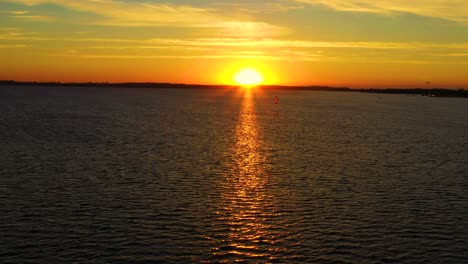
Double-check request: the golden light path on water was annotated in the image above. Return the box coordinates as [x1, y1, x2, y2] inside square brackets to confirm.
[211, 89, 291, 262]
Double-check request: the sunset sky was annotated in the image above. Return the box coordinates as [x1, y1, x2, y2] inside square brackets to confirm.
[1, 0, 468, 88]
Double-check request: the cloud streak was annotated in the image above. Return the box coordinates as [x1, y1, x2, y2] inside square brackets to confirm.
[297, 0, 468, 23]
[4, 0, 287, 37]
[2, 29, 468, 51]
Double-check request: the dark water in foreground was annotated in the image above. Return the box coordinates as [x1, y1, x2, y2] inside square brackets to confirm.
[1, 86, 467, 263]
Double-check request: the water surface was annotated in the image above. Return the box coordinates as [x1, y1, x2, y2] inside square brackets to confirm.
[1, 86, 467, 263]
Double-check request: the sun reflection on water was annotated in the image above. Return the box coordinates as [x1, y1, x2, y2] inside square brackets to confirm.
[212, 89, 285, 262]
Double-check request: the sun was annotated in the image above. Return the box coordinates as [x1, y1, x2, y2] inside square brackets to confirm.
[234, 68, 264, 86]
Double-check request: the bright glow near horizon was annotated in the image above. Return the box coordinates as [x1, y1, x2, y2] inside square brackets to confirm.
[234, 68, 264, 86]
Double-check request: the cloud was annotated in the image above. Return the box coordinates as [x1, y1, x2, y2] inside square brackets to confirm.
[0, 33, 51, 40]
[48, 53, 285, 61]
[145, 38, 468, 50]
[296, 0, 468, 23]
[4, 0, 287, 36]
[213, 2, 304, 13]
[2, 26, 467, 63]
[10, 14, 55, 21]
[3, 28, 468, 51]
[4, 8, 54, 21]
[446, 53, 468, 56]
[40, 37, 468, 62]
[6, 0, 215, 24]
[8, 10, 29, 15]
[206, 21, 289, 37]
[0, 44, 31, 48]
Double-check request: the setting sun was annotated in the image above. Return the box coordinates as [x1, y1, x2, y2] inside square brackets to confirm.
[234, 68, 264, 86]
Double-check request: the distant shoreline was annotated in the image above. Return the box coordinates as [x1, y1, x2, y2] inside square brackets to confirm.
[1, 80, 466, 98]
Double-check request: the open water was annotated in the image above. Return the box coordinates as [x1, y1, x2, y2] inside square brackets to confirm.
[0, 86, 467, 263]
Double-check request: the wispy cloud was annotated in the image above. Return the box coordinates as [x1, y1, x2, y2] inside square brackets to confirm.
[8, 10, 29, 15]
[4, 0, 287, 36]
[0, 34, 51, 40]
[4, 9, 54, 21]
[146, 38, 468, 50]
[2, 26, 467, 63]
[0, 44, 31, 48]
[213, 2, 304, 13]
[296, 0, 468, 23]
[6, 0, 215, 24]
[18, 36, 468, 62]
[10, 14, 55, 21]
[2, 29, 468, 51]
[48, 53, 285, 61]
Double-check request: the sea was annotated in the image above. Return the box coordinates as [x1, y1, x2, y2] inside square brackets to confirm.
[1, 86, 467, 263]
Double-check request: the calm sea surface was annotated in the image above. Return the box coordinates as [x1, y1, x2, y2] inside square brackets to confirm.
[1, 86, 467, 263]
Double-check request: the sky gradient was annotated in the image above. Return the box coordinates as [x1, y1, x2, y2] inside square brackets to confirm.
[1, 0, 468, 88]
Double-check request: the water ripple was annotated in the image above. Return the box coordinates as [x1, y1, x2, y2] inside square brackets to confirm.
[0, 87, 467, 263]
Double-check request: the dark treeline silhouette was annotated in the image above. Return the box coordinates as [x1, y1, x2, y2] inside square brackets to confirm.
[0, 80, 351, 91]
[357, 88, 467, 98]
[261, 85, 351, 91]
[1, 80, 466, 98]
[0, 80, 232, 89]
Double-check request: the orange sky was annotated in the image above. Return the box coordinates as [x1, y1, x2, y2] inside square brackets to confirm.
[1, 0, 468, 88]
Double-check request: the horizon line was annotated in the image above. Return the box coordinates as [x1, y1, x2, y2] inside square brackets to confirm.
[1, 80, 466, 91]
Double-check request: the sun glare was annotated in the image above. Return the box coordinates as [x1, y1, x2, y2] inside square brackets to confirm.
[234, 68, 264, 86]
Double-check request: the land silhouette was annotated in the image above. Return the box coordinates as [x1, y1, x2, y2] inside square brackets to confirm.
[0, 80, 466, 98]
